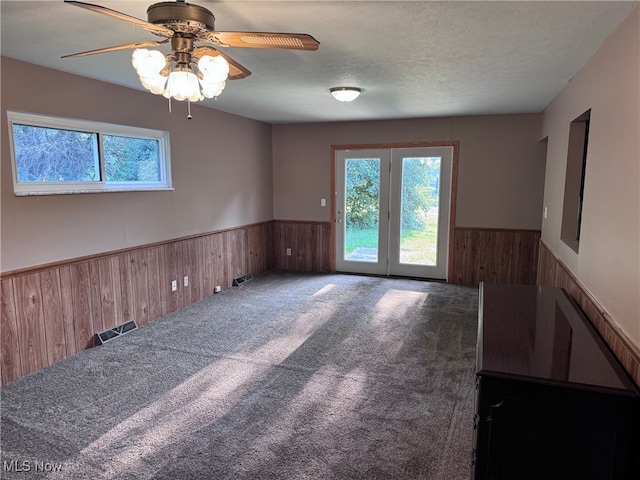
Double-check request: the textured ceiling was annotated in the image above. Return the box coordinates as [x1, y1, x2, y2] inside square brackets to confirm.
[1, 1, 637, 123]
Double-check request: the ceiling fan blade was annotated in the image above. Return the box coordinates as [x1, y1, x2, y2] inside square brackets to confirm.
[202, 32, 320, 51]
[192, 47, 252, 80]
[62, 40, 167, 59]
[64, 1, 174, 37]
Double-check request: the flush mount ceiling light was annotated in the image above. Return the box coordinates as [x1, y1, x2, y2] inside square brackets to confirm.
[330, 87, 361, 102]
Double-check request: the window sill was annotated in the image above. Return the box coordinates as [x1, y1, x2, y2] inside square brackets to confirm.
[14, 187, 175, 197]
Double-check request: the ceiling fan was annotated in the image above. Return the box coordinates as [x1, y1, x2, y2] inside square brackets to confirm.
[62, 0, 319, 110]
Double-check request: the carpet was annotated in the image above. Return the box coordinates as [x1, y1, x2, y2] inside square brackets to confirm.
[1, 271, 479, 479]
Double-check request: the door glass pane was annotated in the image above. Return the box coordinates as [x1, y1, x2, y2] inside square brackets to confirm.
[345, 158, 380, 262]
[399, 156, 441, 265]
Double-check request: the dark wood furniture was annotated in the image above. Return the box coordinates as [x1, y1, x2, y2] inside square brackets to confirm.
[472, 283, 640, 480]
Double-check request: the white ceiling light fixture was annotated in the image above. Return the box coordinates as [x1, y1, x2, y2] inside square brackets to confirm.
[132, 45, 229, 102]
[131, 44, 229, 118]
[330, 87, 361, 102]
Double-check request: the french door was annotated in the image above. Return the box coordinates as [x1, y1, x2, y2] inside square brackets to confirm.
[335, 146, 453, 279]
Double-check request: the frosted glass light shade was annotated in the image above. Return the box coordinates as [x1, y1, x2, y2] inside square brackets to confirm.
[198, 55, 230, 83]
[165, 70, 202, 102]
[132, 49, 228, 103]
[200, 79, 226, 98]
[140, 73, 167, 95]
[330, 87, 361, 102]
[132, 49, 166, 77]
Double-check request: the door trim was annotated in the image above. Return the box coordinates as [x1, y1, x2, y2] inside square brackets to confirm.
[330, 141, 459, 280]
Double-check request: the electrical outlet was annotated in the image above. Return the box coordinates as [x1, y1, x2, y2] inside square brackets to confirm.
[171, 280, 177, 292]
[286, 248, 292, 256]
[321, 198, 326, 206]
[214, 285, 221, 293]
[184, 276, 189, 287]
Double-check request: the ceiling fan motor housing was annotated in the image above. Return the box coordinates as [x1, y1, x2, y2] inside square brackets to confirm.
[147, 1, 215, 34]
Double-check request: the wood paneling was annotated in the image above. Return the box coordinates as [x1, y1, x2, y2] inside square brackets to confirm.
[130, 250, 149, 326]
[1, 278, 21, 384]
[146, 246, 164, 322]
[40, 269, 66, 365]
[0, 220, 557, 386]
[165, 242, 180, 313]
[15, 273, 47, 377]
[248, 222, 273, 277]
[58, 266, 77, 358]
[211, 232, 227, 290]
[451, 228, 541, 285]
[537, 240, 640, 387]
[116, 254, 135, 325]
[70, 262, 94, 352]
[273, 220, 332, 273]
[89, 260, 104, 334]
[191, 237, 205, 303]
[0, 222, 274, 385]
[97, 257, 117, 331]
[272, 223, 538, 285]
[226, 229, 248, 284]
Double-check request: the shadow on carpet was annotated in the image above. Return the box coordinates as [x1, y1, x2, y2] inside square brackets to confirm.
[1, 271, 479, 480]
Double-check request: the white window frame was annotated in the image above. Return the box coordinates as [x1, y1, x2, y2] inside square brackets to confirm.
[7, 110, 172, 196]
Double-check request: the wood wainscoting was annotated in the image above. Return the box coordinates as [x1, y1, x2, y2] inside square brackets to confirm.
[451, 227, 541, 285]
[0, 222, 274, 385]
[537, 240, 640, 387]
[271, 222, 541, 286]
[273, 220, 332, 273]
[0, 220, 545, 385]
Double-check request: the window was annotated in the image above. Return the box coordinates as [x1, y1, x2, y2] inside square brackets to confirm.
[561, 109, 590, 253]
[8, 111, 172, 195]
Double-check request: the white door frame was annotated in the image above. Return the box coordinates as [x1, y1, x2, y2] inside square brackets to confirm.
[330, 141, 458, 280]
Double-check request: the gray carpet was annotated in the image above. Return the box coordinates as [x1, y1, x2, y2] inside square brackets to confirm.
[1, 271, 479, 480]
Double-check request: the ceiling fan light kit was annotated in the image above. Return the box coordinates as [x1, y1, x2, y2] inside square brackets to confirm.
[132, 46, 229, 102]
[330, 87, 361, 102]
[63, 0, 320, 117]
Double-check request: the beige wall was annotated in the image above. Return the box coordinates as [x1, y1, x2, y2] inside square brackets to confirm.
[1, 58, 273, 272]
[540, 7, 639, 347]
[2, 59, 546, 275]
[272, 114, 546, 229]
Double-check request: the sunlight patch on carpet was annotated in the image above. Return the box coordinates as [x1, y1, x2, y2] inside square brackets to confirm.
[373, 290, 429, 323]
[313, 283, 337, 296]
[52, 310, 335, 479]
